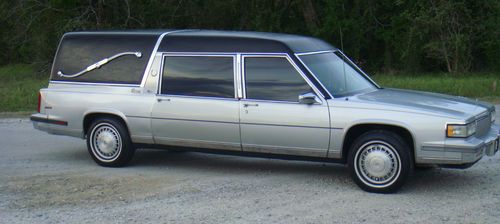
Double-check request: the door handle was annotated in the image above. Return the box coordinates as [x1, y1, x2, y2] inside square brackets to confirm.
[157, 98, 171, 102]
[243, 103, 259, 107]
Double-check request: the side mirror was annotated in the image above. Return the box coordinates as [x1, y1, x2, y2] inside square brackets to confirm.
[298, 92, 321, 104]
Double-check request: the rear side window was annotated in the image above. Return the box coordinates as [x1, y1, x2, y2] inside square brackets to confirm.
[51, 33, 158, 84]
[244, 57, 311, 102]
[161, 56, 235, 98]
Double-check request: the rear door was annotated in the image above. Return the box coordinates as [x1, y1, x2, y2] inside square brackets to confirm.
[239, 55, 331, 157]
[151, 54, 241, 151]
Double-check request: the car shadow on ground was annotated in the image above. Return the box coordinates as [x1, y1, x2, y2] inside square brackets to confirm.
[53, 146, 490, 194]
[132, 148, 350, 178]
[404, 167, 486, 193]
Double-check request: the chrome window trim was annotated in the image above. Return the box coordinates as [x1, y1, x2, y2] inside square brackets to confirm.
[155, 94, 239, 101]
[49, 80, 140, 87]
[156, 52, 165, 94]
[139, 30, 188, 87]
[241, 54, 326, 104]
[160, 52, 288, 55]
[158, 53, 238, 99]
[236, 53, 243, 98]
[240, 98, 314, 105]
[295, 50, 335, 56]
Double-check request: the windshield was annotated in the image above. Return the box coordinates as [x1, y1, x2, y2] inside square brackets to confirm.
[299, 51, 377, 97]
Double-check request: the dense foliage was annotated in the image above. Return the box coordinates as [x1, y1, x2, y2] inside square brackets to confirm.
[1, 0, 498, 74]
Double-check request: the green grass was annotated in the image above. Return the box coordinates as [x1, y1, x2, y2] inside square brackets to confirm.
[0, 64, 48, 112]
[372, 73, 500, 103]
[0, 64, 499, 112]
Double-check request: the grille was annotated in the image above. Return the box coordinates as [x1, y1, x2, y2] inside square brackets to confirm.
[476, 114, 491, 137]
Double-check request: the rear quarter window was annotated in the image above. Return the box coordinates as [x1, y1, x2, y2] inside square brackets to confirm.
[51, 33, 158, 84]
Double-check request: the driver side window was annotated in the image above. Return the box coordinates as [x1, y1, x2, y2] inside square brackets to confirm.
[244, 57, 312, 102]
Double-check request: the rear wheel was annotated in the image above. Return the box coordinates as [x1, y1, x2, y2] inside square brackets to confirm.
[86, 117, 135, 167]
[348, 130, 411, 193]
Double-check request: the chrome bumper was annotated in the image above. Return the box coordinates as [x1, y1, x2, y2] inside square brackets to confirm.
[419, 124, 499, 165]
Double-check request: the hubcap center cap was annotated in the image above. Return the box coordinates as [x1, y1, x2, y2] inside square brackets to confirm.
[365, 151, 391, 177]
[97, 131, 116, 154]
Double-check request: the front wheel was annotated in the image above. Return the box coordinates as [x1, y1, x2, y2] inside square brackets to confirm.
[348, 130, 411, 193]
[86, 117, 135, 167]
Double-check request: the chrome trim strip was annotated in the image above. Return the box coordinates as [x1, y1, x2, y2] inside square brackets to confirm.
[241, 54, 247, 99]
[233, 54, 239, 98]
[49, 80, 140, 87]
[420, 157, 463, 161]
[155, 94, 238, 101]
[476, 111, 489, 120]
[139, 30, 188, 87]
[240, 54, 326, 101]
[57, 52, 142, 78]
[241, 122, 329, 129]
[154, 52, 163, 94]
[154, 136, 242, 151]
[421, 145, 483, 153]
[161, 52, 290, 55]
[162, 53, 238, 57]
[134, 115, 330, 129]
[148, 116, 238, 124]
[295, 50, 335, 56]
[236, 53, 243, 98]
[159, 53, 238, 99]
[242, 143, 327, 157]
[240, 98, 326, 105]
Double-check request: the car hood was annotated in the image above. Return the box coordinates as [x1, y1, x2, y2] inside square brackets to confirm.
[349, 88, 493, 120]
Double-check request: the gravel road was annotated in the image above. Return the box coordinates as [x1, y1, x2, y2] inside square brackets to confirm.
[1, 111, 499, 223]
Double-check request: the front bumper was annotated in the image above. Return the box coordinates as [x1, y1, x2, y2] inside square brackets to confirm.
[419, 124, 499, 165]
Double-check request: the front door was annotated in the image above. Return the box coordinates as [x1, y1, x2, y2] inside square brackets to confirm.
[151, 54, 241, 151]
[239, 55, 331, 157]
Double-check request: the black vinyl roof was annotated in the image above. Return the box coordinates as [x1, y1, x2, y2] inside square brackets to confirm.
[64, 29, 336, 54]
[161, 30, 336, 53]
[51, 30, 336, 87]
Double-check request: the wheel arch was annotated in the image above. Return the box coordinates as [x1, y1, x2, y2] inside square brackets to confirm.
[82, 109, 130, 138]
[341, 122, 416, 164]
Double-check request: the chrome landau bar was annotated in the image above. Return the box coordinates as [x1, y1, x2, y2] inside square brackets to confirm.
[57, 51, 142, 78]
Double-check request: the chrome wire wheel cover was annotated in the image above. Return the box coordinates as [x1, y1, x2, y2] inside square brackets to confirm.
[354, 141, 401, 188]
[90, 123, 122, 162]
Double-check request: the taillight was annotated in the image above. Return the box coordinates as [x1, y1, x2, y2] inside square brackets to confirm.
[37, 92, 41, 113]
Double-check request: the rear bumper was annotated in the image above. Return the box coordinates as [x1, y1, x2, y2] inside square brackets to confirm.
[31, 113, 83, 138]
[419, 124, 499, 165]
[30, 113, 68, 126]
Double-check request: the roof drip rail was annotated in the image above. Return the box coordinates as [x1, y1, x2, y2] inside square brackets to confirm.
[57, 51, 142, 78]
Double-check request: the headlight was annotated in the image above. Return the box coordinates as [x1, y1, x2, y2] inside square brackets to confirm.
[447, 122, 476, 138]
[491, 110, 496, 123]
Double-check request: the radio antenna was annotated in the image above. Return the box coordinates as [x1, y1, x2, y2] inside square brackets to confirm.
[339, 26, 347, 93]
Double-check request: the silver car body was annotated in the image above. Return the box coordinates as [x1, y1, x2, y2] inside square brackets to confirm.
[31, 30, 499, 166]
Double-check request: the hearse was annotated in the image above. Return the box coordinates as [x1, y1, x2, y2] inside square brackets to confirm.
[31, 30, 499, 193]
